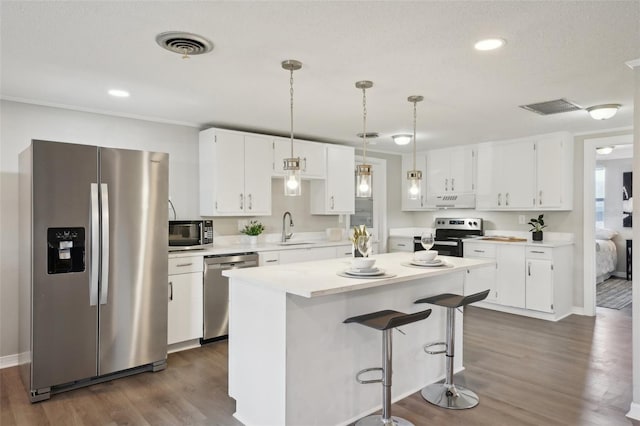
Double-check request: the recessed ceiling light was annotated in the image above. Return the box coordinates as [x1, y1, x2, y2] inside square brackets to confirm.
[392, 134, 412, 145]
[108, 89, 130, 98]
[474, 38, 506, 51]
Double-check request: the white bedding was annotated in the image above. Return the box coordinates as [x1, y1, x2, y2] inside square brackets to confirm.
[596, 239, 617, 283]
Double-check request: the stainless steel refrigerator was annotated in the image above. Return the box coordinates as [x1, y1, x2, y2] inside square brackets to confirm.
[19, 140, 169, 402]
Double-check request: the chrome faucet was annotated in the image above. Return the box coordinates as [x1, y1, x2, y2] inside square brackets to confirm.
[282, 211, 294, 242]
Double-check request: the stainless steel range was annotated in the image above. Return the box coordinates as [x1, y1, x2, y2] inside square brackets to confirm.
[426, 217, 483, 257]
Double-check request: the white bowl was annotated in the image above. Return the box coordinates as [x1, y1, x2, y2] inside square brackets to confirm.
[414, 250, 437, 261]
[351, 257, 376, 270]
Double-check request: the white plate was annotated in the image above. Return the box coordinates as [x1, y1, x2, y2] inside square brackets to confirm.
[411, 259, 443, 266]
[409, 260, 446, 267]
[344, 268, 386, 276]
[349, 267, 379, 274]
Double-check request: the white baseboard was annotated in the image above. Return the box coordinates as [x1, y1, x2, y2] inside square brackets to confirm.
[572, 306, 587, 316]
[627, 402, 640, 421]
[0, 353, 20, 369]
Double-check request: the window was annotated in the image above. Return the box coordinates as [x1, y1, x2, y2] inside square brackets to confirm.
[595, 168, 605, 228]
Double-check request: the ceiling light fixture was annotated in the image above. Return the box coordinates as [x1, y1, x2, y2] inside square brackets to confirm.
[596, 146, 614, 155]
[282, 59, 303, 197]
[586, 104, 621, 120]
[407, 95, 424, 200]
[355, 80, 374, 198]
[108, 89, 130, 98]
[392, 134, 412, 146]
[474, 38, 506, 51]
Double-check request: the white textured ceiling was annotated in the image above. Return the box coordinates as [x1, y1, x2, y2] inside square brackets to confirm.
[1, 1, 638, 152]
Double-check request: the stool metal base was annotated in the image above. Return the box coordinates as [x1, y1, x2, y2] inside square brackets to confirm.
[355, 414, 415, 426]
[420, 383, 479, 410]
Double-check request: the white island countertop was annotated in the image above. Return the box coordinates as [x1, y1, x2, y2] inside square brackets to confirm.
[223, 252, 494, 298]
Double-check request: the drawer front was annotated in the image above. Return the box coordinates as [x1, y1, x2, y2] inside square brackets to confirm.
[525, 246, 552, 260]
[388, 237, 412, 252]
[336, 245, 354, 258]
[464, 243, 496, 258]
[259, 251, 280, 266]
[169, 256, 204, 275]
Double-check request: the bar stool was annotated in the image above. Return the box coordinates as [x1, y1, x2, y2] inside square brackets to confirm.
[344, 308, 433, 426]
[414, 289, 489, 410]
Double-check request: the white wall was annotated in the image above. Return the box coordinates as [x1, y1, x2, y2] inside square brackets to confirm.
[597, 157, 633, 273]
[0, 100, 201, 359]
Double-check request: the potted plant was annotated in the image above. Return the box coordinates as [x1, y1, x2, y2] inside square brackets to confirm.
[241, 220, 265, 246]
[528, 214, 547, 242]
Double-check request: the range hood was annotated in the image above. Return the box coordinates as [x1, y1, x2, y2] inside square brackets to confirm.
[426, 193, 476, 209]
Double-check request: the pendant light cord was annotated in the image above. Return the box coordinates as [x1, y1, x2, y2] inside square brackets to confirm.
[289, 68, 294, 158]
[412, 99, 417, 171]
[362, 86, 367, 164]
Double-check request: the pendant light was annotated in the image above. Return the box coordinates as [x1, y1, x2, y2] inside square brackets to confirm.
[355, 80, 373, 198]
[407, 95, 424, 200]
[282, 60, 302, 196]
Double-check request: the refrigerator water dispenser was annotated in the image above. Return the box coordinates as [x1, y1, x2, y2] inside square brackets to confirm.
[47, 227, 85, 274]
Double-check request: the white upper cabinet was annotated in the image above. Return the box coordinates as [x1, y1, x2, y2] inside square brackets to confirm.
[401, 153, 430, 211]
[310, 145, 355, 214]
[425, 145, 475, 207]
[200, 128, 272, 216]
[476, 132, 572, 211]
[272, 137, 326, 179]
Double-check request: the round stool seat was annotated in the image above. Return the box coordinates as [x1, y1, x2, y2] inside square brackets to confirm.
[415, 289, 490, 308]
[344, 309, 432, 330]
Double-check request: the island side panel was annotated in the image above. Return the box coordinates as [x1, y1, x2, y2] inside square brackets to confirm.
[284, 272, 465, 426]
[229, 277, 287, 426]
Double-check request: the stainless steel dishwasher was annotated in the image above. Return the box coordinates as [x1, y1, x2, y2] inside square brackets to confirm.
[202, 252, 258, 342]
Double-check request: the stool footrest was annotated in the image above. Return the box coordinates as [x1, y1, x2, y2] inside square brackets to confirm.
[356, 367, 383, 384]
[424, 341, 447, 355]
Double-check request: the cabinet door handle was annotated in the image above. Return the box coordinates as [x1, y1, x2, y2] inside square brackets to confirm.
[530, 250, 545, 254]
[303, 157, 307, 172]
[473, 249, 485, 253]
[330, 196, 335, 209]
[445, 178, 448, 191]
[169, 281, 173, 301]
[451, 177, 455, 191]
[420, 195, 424, 207]
[176, 262, 193, 267]
[539, 190, 543, 205]
[240, 193, 244, 210]
[528, 262, 531, 276]
[397, 243, 406, 247]
[497, 193, 502, 206]
[248, 194, 253, 210]
[506, 192, 510, 206]
[266, 259, 278, 263]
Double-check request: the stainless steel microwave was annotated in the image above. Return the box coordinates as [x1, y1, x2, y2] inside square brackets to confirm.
[168, 220, 213, 251]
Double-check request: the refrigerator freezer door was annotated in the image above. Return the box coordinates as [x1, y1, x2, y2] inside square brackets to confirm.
[98, 148, 169, 375]
[31, 140, 99, 390]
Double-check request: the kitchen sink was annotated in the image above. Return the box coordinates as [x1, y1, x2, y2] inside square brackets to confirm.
[276, 241, 314, 246]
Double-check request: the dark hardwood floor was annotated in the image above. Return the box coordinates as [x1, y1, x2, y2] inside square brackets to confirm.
[1, 306, 633, 425]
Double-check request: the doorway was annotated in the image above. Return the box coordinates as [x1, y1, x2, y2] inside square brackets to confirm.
[583, 134, 633, 315]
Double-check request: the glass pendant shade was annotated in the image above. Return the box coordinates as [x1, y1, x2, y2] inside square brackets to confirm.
[284, 157, 301, 196]
[407, 170, 422, 200]
[356, 164, 372, 198]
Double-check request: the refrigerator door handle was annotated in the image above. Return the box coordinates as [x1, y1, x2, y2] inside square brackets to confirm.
[90, 183, 99, 306]
[100, 183, 110, 305]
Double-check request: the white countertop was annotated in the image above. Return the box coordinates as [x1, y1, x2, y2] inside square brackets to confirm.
[223, 252, 494, 298]
[168, 239, 355, 258]
[462, 237, 574, 248]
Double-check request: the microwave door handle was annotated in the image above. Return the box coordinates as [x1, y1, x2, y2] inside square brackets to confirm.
[100, 183, 110, 305]
[90, 183, 99, 306]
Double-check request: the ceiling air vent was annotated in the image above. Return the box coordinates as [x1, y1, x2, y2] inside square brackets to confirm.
[155, 31, 213, 56]
[519, 98, 582, 115]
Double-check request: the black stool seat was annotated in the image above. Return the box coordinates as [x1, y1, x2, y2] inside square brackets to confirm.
[415, 289, 490, 308]
[344, 309, 432, 330]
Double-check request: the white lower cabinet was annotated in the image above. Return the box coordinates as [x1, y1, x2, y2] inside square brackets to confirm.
[464, 242, 572, 320]
[168, 256, 204, 345]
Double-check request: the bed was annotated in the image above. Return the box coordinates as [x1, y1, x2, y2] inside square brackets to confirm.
[596, 228, 618, 284]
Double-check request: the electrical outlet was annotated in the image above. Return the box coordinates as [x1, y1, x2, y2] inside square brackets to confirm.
[518, 215, 526, 225]
[338, 214, 344, 224]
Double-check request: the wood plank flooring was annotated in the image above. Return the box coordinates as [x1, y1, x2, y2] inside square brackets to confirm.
[1, 306, 633, 426]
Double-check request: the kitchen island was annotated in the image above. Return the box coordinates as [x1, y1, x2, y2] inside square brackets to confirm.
[223, 252, 493, 426]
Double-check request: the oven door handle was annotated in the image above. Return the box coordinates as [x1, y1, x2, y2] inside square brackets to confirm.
[433, 241, 458, 247]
